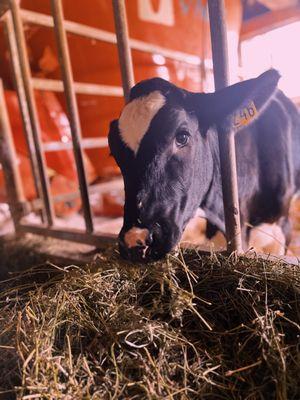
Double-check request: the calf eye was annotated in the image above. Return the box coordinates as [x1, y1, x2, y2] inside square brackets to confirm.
[175, 131, 190, 147]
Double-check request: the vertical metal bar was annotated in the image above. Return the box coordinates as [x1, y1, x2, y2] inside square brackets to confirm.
[9, 0, 55, 226]
[207, 0, 243, 253]
[50, 0, 93, 233]
[0, 1, 9, 18]
[112, 0, 135, 102]
[3, 12, 45, 222]
[0, 80, 25, 229]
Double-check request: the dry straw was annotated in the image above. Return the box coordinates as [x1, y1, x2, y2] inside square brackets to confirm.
[0, 247, 299, 399]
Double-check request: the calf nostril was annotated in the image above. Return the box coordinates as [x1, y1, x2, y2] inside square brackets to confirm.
[130, 244, 152, 261]
[136, 239, 144, 246]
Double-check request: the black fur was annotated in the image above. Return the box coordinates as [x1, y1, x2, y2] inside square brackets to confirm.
[108, 70, 300, 260]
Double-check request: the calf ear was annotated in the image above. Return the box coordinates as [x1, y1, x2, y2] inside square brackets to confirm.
[192, 69, 280, 131]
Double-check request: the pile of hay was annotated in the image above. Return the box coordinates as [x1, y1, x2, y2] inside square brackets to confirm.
[0, 249, 299, 399]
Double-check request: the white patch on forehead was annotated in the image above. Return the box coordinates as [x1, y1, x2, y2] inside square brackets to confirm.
[118, 90, 166, 154]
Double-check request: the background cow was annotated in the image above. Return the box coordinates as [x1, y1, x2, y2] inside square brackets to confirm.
[108, 69, 300, 261]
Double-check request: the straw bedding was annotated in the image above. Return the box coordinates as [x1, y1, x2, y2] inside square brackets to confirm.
[0, 247, 299, 399]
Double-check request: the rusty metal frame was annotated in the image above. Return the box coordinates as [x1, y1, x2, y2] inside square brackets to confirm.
[31, 77, 123, 97]
[0, 0, 242, 252]
[19, 8, 202, 66]
[0, 0, 128, 246]
[208, 0, 242, 253]
[3, 11, 46, 221]
[112, 0, 135, 102]
[51, 0, 94, 233]
[0, 79, 26, 229]
[9, 0, 55, 226]
[42, 138, 108, 152]
[17, 223, 116, 246]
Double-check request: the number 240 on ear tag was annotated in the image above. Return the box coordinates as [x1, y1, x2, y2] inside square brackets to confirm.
[233, 101, 258, 129]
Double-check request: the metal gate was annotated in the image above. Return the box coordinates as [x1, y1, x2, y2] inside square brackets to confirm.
[0, 0, 242, 252]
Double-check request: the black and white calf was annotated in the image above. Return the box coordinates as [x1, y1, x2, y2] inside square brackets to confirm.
[108, 70, 300, 261]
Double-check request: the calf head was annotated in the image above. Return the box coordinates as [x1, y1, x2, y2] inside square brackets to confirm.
[108, 69, 280, 261]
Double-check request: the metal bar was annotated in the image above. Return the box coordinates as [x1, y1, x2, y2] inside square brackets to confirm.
[18, 223, 117, 247]
[0, 80, 25, 229]
[50, 178, 123, 203]
[59, 179, 122, 203]
[51, 0, 93, 233]
[3, 12, 46, 222]
[43, 137, 108, 152]
[129, 37, 200, 66]
[19, 9, 201, 66]
[32, 78, 123, 97]
[0, 1, 9, 18]
[29, 178, 123, 211]
[13, 180, 122, 216]
[112, 0, 134, 102]
[9, 0, 55, 226]
[207, 0, 242, 253]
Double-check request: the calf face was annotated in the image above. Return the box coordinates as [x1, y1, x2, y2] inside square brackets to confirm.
[108, 70, 280, 261]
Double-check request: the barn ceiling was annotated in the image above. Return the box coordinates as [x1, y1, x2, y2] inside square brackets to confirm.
[258, 0, 298, 9]
[243, 0, 300, 20]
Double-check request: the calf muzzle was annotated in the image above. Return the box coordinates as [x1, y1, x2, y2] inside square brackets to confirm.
[118, 224, 165, 261]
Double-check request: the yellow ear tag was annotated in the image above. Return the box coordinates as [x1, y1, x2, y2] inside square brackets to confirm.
[233, 101, 258, 129]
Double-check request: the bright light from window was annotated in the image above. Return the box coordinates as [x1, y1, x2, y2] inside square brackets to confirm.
[241, 21, 300, 99]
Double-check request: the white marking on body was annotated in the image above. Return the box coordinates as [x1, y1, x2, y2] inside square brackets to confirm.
[249, 223, 285, 255]
[180, 208, 207, 246]
[124, 227, 150, 248]
[194, 208, 206, 219]
[180, 208, 226, 250]
[118, 91, 166, 154]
